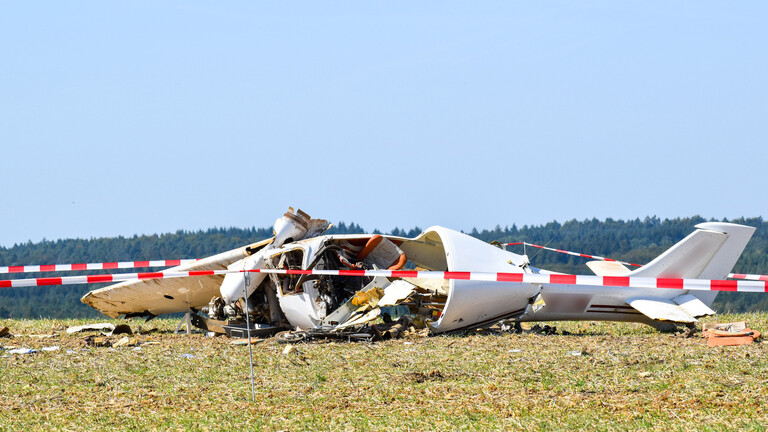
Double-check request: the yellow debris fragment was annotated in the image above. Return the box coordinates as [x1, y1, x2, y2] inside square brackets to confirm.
[351, 287, 384, 307]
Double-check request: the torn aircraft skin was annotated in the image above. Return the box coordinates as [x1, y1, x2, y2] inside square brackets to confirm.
[81, 207, 756, 336]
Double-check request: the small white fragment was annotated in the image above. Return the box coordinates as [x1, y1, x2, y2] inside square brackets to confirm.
[42, 346, 60, 352]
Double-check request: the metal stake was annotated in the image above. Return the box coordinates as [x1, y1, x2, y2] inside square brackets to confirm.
[243, 264, 256, 402]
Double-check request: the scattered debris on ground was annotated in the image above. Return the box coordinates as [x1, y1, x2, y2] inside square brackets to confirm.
[274, 316, 429, 344]
[82, 335, 112, 347]
[67, 322, 134, 336]
[702, 321, 761, 347]
[230, 338, 267, 345]
[7, 347, 36, 355]
[67, 323, 116, 334]
[3, 316, 768, 431]
[676, 325, 697, 338]
[112, 336, 139, 347]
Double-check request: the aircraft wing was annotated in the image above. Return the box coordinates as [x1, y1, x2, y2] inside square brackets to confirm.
[81, 238, 273, 318]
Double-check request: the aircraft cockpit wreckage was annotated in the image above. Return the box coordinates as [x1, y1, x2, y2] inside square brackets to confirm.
[78, 207, 761, 340]
[82, 208, 456, 340]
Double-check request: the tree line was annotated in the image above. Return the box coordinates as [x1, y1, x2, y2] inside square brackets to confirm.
[1, 216, 767, 319]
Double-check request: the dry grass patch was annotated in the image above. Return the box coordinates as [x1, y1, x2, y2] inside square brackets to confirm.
[1, 314, 767, 431]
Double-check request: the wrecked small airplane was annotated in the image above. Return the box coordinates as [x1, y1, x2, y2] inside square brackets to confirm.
[81, 207, 757, 336]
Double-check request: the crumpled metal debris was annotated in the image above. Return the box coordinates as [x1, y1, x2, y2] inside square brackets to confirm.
[704, 321, 748, 333]
[67, 322, 133, 336]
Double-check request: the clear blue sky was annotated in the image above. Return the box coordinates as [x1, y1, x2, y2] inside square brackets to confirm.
[1, 2, 766, 247]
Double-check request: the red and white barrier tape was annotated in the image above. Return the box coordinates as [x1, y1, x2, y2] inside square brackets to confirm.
[4, 255, 765, 284]
[505, 242, 645, 267]
[504, 242, 767, 281]
[0, 259, 197, 274]
[2, 268, 767, 293]
[728, 273, 768, 282]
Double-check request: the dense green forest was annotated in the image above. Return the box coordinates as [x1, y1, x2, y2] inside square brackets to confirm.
[1, 217, 767, 319]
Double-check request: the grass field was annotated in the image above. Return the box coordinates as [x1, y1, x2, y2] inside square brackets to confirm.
[1, 314, 767, 431]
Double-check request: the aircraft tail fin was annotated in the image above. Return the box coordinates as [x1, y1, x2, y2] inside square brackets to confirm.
[630, 222, 755, 306]
[630, 222, 755, 280]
